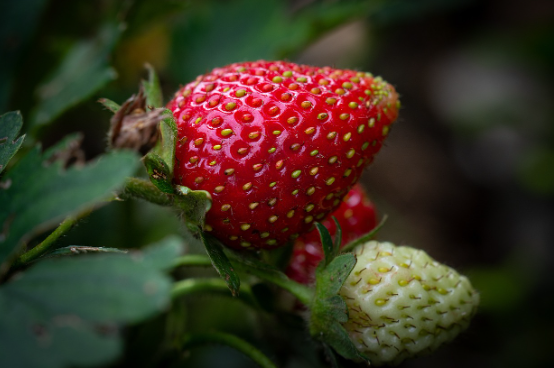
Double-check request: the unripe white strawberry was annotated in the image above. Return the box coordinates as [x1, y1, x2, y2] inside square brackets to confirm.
[340, 241, 479, 366]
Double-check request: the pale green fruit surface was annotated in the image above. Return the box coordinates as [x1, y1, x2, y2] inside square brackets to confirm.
[340, 241, 479, 366]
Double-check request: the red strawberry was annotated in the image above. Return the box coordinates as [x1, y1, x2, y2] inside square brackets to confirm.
[168, 61, 399, 249]
[286, 184, 377, 284]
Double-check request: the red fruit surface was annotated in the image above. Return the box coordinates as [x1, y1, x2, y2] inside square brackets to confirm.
[286, 184, 377, 284]
[168, 61, 398, 249]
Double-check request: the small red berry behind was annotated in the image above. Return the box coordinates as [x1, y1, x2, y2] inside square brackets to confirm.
[168, 61, 398, 249]
[286, 184, 377, 284]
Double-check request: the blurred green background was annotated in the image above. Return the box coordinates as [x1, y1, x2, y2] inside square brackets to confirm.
[2, 0, 554, 367]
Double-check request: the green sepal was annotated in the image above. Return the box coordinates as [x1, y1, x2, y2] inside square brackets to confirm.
[143, 109, 178, 193]
[316, 222, 335, 267]
[310, 254, 368, 363]
[331, 216, 342, 252]
[341, 214, 388, 253]
[173, 185, 212, 232]
[0, 111, 25, 174]
[199, 232, 240, 296]
[98, 98, 121, 113]
[142, 64, 163, 109]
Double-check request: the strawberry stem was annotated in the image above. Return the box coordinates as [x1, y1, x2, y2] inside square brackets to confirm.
[181, 331, 277, 368]
[172, 278, 258, 308]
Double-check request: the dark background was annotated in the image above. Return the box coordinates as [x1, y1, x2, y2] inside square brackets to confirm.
[2, 0, 554, 367]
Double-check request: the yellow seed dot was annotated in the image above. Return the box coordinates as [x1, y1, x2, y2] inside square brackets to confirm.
[268, 198, 277, 206]
[438, 288, 449, 295]
[311, 87, 321, 94]
[292, 189, 299, 195]
[272, 76, 283, 83]
[268, 147, 276, 153]
[253, 164, 263, 171]
[266, 239, 277, 245]
[189, 157, 198, 164]
[209, 161, 216, 166]
[225, 102, 236, 111]
[327, 131, 337, 140]
[375, 299, 387, 306]
[399, 262, 410, 268]
[292, 170, 302, 178]
[343, 132, 352, 141]
[328, 156, 338, 164]
[235, 89, 246, 97]
[221, 128, 233, 136]
[260, 232, 270, 238]
[229, 235, 238, 241]
[368, 118, 376, 127]
[317, 113, 328, 120]
[306, 187, 315, 195]
[287, 210, 295, 218]
[326, 177, 335, 185]
[361, 142, 369, 150]
[296, 77, 307, 83]
[368, 278, 380, 285]
[325, 97, 336, 104]
[221, 204, 231, 211]
[343, 169, 352, 177]
[383, 126, 390, 136]
[349, 102, 358, 109]
[194, 138, 204, 146]
[398, 279, 409, 286]
[305, 204, 315, 212]
[240, 224, 251, 231]
[194, 117, 202, 124]
[195, 177, 204, 184]
[310, 167, 319, 175]
[214, 186, 225, 193]
[346, 149, 355, 158]
[213, 144, 222, 150]
[243, 182, 253, 191]
[310, 150, 319, 156]
[269, 182, 276, 187]
[273, 130, 281, 136]
[325, 193, 334, 200]
[342, 82, 353, 89]
[287, 116, 298, 125]
[301, 101, 312, 109]
[240, 241, 251, 247]
[305, 127, 316, 135]
[423, 284, 431, 291]
[224, 168, 235, 176]
[357, 125, 365, 134]
[378, 267, 390, 273]
[357, 158, 364, 167]
[268, 215, 278, 223]
[204, 224, 213, 231]
[283, 71, 293, 77]
[340, 113, 350, 120]
[248, 131, 260, 139]
[335, 88, 345, 95]
[304, 215, 314, 223]
[275, 160, 284, 170]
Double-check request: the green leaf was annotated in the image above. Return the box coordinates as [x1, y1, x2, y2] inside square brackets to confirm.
[140, 235, 185, 271]
[43, 246, 127, 259]
[29, 23, 121, 129]
[0, 111, 25, 174]
[0, 147, 139, 266]
[200, 232, 240, 296]
[316, 222, 335, 267]
[0, 251, 172, 368]
[142, 64, 163, 109]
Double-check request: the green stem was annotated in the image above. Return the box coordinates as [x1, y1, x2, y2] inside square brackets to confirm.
[175, 253, 314, 306]
[172, 278, 258, 308]
[122, 177, 173, 206]
[14, 210, 91, 267]
[341, 214, 388, 253]
[182, 331, 277, 368]
[173, 254, 213, 268]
